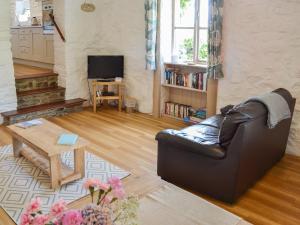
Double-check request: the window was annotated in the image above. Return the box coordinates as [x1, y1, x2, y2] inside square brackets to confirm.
[172, 0, 208, 63]
[15, 0, 31, 25]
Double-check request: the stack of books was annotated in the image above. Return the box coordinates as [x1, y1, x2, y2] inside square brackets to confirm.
[164, 69, 208, 91]
[165, 102, 192, 119]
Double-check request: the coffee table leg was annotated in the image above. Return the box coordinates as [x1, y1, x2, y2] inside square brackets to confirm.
[12, 137, 23, 157]
[50, 155, 61, 189]
[74, 148, 85, 178]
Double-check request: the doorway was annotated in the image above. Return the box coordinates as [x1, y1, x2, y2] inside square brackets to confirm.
[11, 0, 55, 76]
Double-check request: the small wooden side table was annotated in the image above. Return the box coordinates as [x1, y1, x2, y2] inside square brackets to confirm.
[92, 81, 124, 112]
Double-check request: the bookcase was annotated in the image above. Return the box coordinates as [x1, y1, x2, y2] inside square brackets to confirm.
[159, 63, 218, 123]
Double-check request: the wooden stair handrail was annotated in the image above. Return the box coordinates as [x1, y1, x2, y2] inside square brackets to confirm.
[49, 13, 66, 42]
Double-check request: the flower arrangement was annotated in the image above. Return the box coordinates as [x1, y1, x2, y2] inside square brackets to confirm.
[20, 177, 139, 225]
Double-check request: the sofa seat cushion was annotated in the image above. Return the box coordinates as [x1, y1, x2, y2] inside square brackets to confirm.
[157, 115, 226, 159]
[156, 128, 226, 159]
[181, 124, 220, 145]
[199, 114, 224, 129]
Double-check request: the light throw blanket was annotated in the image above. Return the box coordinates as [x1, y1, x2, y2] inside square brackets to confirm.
[245, 92, 291, 129]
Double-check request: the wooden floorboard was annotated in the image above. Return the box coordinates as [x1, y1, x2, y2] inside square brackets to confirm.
[0, 108, 300, 225]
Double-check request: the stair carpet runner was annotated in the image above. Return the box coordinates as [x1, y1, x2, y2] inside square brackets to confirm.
[1, 72, 85, 125]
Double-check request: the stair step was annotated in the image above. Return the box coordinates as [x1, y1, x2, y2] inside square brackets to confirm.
[17, 86, 65, 96]
[14, 63, 55, 80]
[17, 87, 66, 109]
[15, 73, 58, 92]
[15, 72, 58, 80]
[1, 98, 86, 125]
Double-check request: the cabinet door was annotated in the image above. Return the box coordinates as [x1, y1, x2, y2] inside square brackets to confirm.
[19, 34, 32, 47]
[32, 30, 45, 61]
[11, 30, 19, 58]
[19, 46, 32, 59]
[43, 35, 54, 64]
[18, 29, 33, 60]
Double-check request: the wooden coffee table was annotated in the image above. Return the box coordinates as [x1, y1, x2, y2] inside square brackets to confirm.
[7, 119, 89, 189]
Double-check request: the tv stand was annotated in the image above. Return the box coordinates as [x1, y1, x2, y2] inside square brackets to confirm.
[92, 80, 124, 112]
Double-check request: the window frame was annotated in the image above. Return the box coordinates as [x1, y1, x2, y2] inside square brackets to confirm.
[15, 0, 31, 24]
[171, 0, 208, 63]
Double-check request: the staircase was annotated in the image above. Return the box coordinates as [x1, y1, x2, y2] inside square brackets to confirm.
[2, 72, 85, 125]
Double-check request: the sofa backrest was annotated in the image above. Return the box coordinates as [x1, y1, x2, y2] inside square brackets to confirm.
[219, 88, 294, 148]
[219, 102, 267, 148]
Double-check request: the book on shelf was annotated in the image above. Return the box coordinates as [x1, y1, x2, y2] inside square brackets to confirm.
[164, 102, 208, 123]
[164, 69, 208, 91]
[165, 102, 192, 119]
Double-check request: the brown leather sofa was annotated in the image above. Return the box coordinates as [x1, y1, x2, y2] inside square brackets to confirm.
[156, 89, 296, 203]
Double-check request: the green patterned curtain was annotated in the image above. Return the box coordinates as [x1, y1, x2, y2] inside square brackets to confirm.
[145, 0, 158, 70]
[208, 0, 224, 79]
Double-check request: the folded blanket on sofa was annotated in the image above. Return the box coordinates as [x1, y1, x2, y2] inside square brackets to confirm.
[244, 92, 291, 129]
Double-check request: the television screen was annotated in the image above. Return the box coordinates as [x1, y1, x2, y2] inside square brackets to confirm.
[88, 56, 124, 79]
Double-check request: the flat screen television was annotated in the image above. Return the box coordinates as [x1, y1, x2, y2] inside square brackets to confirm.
[88, 55, 124, 80]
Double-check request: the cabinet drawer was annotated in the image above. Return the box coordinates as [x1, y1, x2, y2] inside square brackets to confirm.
[19, 29, 32, 35]
[31, 28, 43, 35]
[19, 34, 32, 47]
[19, 46, 32, 55]
[11, 29, 19, 35]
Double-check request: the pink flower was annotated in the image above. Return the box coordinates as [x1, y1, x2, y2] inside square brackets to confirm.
[32, 214, 49, 225]
[83, 178, 101, 189]
[108, 177, 123, 190]
[61, 210, 83, 225]
[98, 182, 110, 191]
[113, 187, 125, 199]
[50, 199, 67, 217]
[26, 197, 42, 214]
[20, 213, 33, 225]
[103, 195, 113, 204]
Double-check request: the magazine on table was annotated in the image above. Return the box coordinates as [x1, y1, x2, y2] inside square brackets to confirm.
[16, 119, 43, 129]
[57, 133, 79, 145]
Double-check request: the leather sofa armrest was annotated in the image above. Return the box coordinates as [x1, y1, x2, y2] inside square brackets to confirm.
[156, 129, 226, 160]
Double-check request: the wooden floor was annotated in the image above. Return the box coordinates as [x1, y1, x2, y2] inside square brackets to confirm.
[1, 108, 300, 225]
[13, 63, 53, 79]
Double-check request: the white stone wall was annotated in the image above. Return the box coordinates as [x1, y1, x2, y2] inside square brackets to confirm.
[219, 0, 300, 155]
[0, 0, 17, 123]
[10, 0, 16, 27]
[53, 0, 66, 88]
[53, 0, 153, 113]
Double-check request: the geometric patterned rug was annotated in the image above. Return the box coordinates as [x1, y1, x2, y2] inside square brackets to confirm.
[0, 145, 130, 223]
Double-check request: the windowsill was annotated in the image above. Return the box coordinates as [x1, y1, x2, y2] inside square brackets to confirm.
[164, 61, 208, 69]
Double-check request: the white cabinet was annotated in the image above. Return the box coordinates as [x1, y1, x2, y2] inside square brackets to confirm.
[44, 35, 54, 64]
[11, 29, 20, 58]
[11, 27, 54, 64]
[32, 28, 45, 61]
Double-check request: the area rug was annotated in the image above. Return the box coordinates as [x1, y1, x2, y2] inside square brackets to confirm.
[138, 184, 252, 225]
[0, 145, 130, 223]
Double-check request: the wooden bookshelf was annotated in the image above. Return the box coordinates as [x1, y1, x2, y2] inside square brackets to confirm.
[161, 84, 206, 93]
[158, 63, 218, 121]
[162, 113, 185, 121]
[164, 62, 208, 70]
